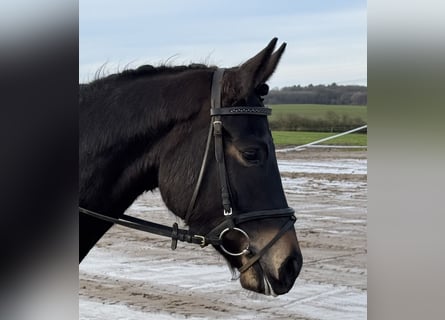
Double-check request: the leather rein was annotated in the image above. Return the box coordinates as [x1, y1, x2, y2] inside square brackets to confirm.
[79, 68, 296, 273]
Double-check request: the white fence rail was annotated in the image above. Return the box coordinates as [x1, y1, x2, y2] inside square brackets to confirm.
[276, 125, 367, 153]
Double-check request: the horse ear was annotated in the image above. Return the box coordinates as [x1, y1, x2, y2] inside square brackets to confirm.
[260, 42, 286, 84]
[235, 38, 286, 97]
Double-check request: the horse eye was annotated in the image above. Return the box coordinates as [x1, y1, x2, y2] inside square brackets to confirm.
[241, 149, 260, 162]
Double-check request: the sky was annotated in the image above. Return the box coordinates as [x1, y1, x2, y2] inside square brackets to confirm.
[79, 0, 367, 88]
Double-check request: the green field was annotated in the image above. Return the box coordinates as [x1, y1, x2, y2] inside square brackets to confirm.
[271, 131, 367, 147]
[266, 104, 367, 146]
[269, 104, 367, 122]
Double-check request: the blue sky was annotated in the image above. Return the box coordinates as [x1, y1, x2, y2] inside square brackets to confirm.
[80, 0, 367, 88]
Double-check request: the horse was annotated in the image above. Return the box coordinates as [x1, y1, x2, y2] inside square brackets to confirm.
[79, 38, 302, 296]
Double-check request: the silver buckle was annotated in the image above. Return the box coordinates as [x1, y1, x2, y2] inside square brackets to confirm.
[224, 207, 232, 216]
[193, 235, 206, 247]
[213, 120, 222, 134]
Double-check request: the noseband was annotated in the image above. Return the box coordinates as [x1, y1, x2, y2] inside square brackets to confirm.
[79, 68, 296, 273]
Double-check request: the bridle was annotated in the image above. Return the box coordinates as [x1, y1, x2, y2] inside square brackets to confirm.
[79, 68, 296, 274]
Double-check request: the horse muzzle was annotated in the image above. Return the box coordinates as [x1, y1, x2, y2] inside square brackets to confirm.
[237, 225, 303, 296]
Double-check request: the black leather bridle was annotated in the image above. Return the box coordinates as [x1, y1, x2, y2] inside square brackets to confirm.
[80, 68, 296, 274]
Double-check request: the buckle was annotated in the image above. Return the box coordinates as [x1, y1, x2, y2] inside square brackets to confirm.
[193, 235, 206, 247]
[224, 207, 232, 216]
[213, 120, 222, 135]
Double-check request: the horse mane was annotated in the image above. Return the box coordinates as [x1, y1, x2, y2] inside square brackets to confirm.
[79, 63, 215, 136]
[84, 63, 213, 86]
[119, 63, 212, 78]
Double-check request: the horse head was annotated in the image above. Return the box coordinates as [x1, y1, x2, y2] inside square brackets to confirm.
[157, 38, 302, 295]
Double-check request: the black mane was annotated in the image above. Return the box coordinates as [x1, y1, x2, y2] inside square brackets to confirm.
[119, 63, 211, 79]
[84, 63, 213, 86]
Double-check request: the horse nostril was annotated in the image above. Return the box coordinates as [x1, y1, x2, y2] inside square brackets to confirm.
[267, 256, 302, 295]
[274, 255, 302, 294]
[283, 256, 302, 279]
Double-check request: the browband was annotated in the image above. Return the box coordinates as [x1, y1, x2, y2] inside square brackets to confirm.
[210, 106, 272, 116]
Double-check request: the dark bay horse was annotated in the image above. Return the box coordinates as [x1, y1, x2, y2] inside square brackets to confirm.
[79, 38, 302, 295]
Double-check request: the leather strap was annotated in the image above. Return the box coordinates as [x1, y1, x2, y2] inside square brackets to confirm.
[205, 207, 295, 240]
[213, 120, 232, 214]
[211, 68, 224, 109]
[238, 216, 296, 273]
[211, 68, 232, 215]
[79, 207, 216, 247]
[184, 121, 213, 223]
[233, 207, 295, 224]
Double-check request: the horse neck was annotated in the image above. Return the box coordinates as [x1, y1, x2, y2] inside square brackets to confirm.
[79, 69, 212, 216]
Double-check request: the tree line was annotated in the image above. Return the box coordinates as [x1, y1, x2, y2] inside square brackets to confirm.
[264, 83, 367, 105]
